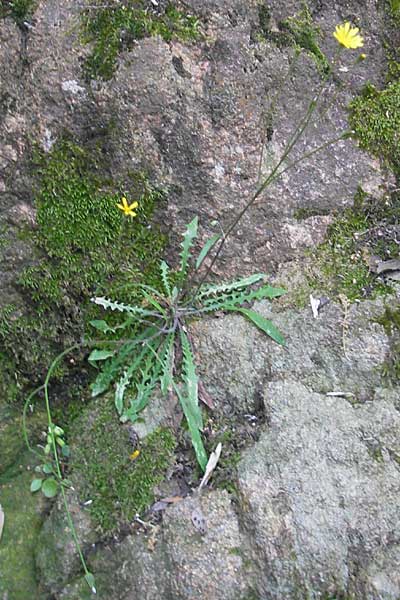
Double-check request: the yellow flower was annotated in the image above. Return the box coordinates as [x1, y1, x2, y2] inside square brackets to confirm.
[116, 197, 139, 217]
[333, 22, 364, 49]
[129, 449, 140, 461]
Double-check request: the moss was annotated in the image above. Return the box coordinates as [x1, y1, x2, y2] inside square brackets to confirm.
[257, 3, 329, 75]
[0, 0, 36, 25]
[71, 396, 176, 531]
[376, 306, 400, 382]
[0, 399, 46, 475]
[293, 207, 330, 221]
[311, 187, 398, 301]
[0, 451, 44, 600]
[349, 80, 400, 176]
[0, 138, 167, 397]
[388, 0, 400, 24]
[81, 1, 201, 81]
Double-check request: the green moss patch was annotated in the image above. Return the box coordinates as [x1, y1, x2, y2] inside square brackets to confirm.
[0, 452, 45, 600]
[71, 396, 176, 531]
[349, 80, 400, 175]
[0, 138, 166, 396]
[81, 1, 200, 80]
[0, 0, 36, 25]
[376, 305, 400, 382]
[311, 187, 398, 301]
[257, 3, 329, 75]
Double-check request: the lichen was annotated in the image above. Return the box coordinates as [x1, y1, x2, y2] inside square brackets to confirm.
[70, 395, 176, 531]
[81, 1, 201, 81]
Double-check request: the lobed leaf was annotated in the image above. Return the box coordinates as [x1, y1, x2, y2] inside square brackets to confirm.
[160, 260, 172, 297]
[90, 327, 160, 397]
[92, 296, 159, 318]
[179, 217, 198, 275]
[198, 273, 266, 298]
[160, 333, 175, 395]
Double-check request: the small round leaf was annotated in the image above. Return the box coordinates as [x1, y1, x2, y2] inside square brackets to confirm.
[41, 478, 59, 498]
[42, 464, 53, 474]
[30, 478, 43, 492]
[61, 444, 70, 457]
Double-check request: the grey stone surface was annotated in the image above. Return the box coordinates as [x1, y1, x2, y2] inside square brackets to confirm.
[1, 0, 399, 598]
[0, 0, 392, 304]
[59, 491, 249, 600]
[192, 294, 394, 414]
[238, 380, 400, 599]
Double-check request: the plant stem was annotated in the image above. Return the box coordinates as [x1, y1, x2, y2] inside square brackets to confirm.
[25, 344, 95, 591]
[189, 49, 343, 297]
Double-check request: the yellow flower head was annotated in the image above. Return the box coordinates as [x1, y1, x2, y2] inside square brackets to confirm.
[116, 197, 138, 218]
[129, 449, 140, 461]
[333, 22, 364, 49]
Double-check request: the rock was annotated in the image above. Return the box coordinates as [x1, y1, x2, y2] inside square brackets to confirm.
[192, 293, 393, 414]
[35, 488, 97, 596]
[59, 491, 250, 599]
[1, 0, 399, 598]
[238, 380, 400, 599]
[0, 451, 47, 600]
[0, 399, 45, 476]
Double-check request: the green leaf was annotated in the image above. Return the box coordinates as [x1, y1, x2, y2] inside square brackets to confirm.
[88, 349, 115, 364]
[42, 464, 53, 474]
[141, 289, 166, 315]
[115, 370, 132, 415]
[199, 283, 286, 312]
[199, 273, 266, 298]
[92, 296, 158, 318]
[90, 327, 160, 397]
[84, 572, 96, 594]
[196, 233, 221, 269]
[41, 478, 59, 498]
[89, 319, 114, 333]
[247, 283, 286, 300]
[114, 342, 155, 414]
[160, 260, 172, 297]
[160, 333, 175, 395]
[61, 445, 70, 457]
[30, 478, 42, 492]
[177, 329, 208, 471]
[230, 307, 286, 345]
[179, 217, 198, 275]
[174, 383, 208, 472]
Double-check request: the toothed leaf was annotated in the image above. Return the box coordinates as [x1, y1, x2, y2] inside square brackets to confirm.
[160, 333, 175, 395]
[92, 296, 158, 318]
[179, 217, 198, 275]
[198, 273, 265, 298]
[160, 260, 172, 297]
